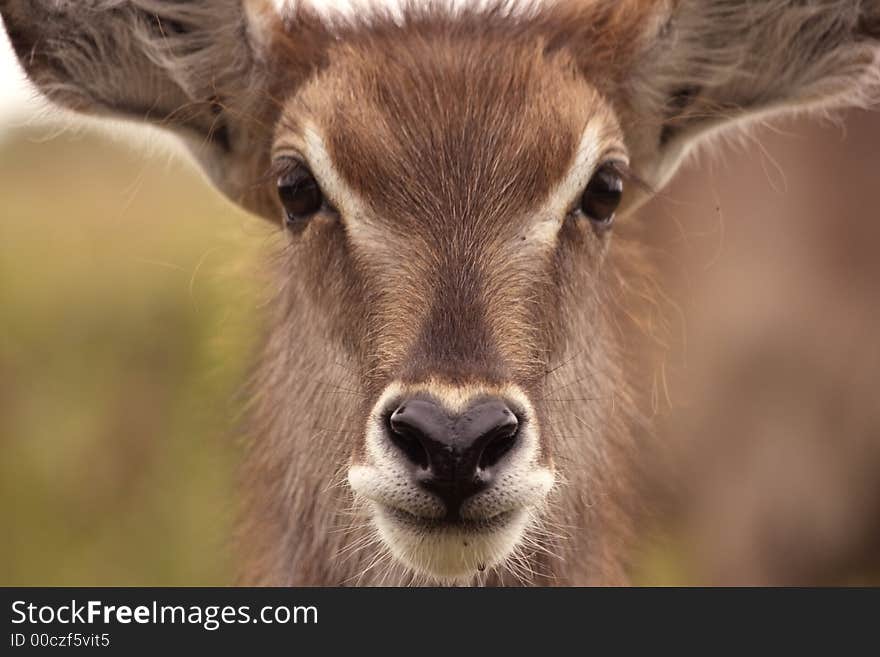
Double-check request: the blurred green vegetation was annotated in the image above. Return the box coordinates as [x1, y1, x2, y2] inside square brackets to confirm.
[0, 124, 272, 585]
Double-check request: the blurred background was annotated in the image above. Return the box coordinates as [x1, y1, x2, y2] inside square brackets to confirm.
[1, 18, 879, 586]
[637, 109, 880, 585]
[0, 26, 274, 584]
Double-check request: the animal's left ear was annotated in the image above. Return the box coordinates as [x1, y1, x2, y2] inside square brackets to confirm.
[613, 0, 880, 196]
[0, 0, 302, 215]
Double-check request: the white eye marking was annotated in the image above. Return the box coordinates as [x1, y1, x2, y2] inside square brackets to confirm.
[525, 118, 627, 246]
[295, 122, 392, 247]
[283, 114, 624, 252]
[301, 123, 364, 218]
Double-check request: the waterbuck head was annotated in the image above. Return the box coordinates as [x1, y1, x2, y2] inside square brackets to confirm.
[3, 0, 877, 584]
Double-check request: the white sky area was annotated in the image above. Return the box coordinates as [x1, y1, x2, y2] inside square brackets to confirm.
[0, 16, 40, 123]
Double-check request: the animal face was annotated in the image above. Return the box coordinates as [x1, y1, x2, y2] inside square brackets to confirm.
[267, 27, 634, 578]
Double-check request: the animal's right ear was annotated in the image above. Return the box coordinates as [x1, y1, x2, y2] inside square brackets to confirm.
[0, 0, 324, 218]
[587, 0, 880, 214]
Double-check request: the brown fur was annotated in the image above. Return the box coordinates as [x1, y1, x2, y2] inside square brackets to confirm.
[239, 20, 646, 585]
[2, 0, 877, 585]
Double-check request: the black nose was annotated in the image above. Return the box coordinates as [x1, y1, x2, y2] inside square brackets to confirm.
[387, 396, 520, 516]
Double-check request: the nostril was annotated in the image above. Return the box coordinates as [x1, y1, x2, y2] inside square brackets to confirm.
[477, 414, 520, 469]
[386, 407, 430, 470]
[384, 396, 520, 499]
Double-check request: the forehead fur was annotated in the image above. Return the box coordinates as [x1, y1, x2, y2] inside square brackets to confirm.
[274, 4, 628, 228]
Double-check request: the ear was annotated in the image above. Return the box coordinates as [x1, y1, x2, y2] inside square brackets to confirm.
[616, 0, 880, 199]
[0, 0, 310, 217]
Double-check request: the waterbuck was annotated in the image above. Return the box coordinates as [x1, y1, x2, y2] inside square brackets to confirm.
[1, 0, 878, 585]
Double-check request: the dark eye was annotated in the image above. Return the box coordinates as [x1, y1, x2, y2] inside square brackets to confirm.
[580, 162, 623, 227]
[277, 164, 323, 225]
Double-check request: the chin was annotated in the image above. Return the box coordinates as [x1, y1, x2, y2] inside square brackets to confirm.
[372, 503, 532, 583]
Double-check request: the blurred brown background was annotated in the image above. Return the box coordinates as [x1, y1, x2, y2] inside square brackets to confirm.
[1, 98, 878, 583]
[640, 109, 880, 585]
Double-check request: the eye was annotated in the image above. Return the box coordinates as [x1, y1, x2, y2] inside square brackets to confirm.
[580, 162, 623, 227]
[277, 164, 323, 226]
